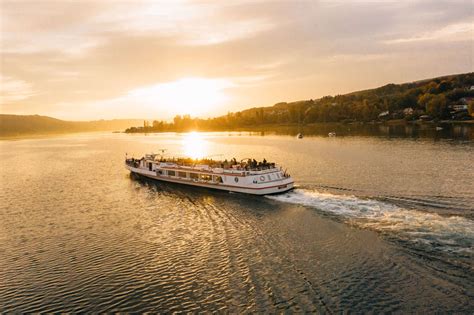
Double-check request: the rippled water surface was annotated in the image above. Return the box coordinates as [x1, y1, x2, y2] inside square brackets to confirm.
[0, 132, 473, 312]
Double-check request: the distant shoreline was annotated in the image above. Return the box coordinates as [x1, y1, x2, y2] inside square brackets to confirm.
[123, 119, 474, 134]
[2, 119, 473, 140]
[0, 130, 119, 141]
[1, 120, 472, 141]
[0, 114, 143, 139]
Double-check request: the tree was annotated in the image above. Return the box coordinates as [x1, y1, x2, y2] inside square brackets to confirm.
[152, 120, 164, 131]
[436, 80, 452, 93]
[173, 115, 182, 125]
[417, 93, 435, 110]
[255, 108, 265, 124]
[446, 88, 470, 101]
[360, 99, 373, 121]
[382, 98, 389, 111]
[396, 92, 417, 109]
[425, 81, 438, 94]
[468, 100, 474, 117]
[425, 94, 447, 118]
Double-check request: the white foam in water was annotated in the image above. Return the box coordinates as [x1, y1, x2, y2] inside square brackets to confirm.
[267, 189, 474, 254]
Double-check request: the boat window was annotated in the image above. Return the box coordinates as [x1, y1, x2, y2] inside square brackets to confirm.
[234, 177, 239, 183]
[267, 175, 272, 180]
[213, 176, 223, 183]
[199, 174, 212, 181]
[190, 173, 199, 179]
[167, 170, 176, 176]
[178, 171, 187, 178]
[157, 170, 163, 175]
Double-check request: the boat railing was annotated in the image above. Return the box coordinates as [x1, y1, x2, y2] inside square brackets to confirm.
[127, 156, 291, 179]
[159, 162, 178, 167]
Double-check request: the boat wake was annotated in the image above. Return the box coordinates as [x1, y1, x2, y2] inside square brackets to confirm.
[267, 189, 474, 255]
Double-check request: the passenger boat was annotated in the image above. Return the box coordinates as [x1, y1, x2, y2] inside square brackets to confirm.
[125, 154, 294, 195]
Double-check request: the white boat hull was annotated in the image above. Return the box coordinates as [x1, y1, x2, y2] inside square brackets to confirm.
[126, 165, 294, 195]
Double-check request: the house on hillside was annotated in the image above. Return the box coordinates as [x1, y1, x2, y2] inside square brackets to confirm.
[378, 111, 390, 120]
[403, 108, 414, 116]
[451, 104, 468, 111]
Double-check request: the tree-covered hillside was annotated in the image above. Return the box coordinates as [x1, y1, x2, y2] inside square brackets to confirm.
[0, 115, 143, 136]
[127, 72, 474, 133]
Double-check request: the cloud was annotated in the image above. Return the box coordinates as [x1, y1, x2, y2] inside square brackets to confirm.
[1, 1, 106, 54]
[324, 54, 388, 63]
[0, 75, 36, 104]
[96, 1, 275, 46]
[383, 21, 474, 44]
[178, 19, 275, 46]
[1, 0, 276, 54]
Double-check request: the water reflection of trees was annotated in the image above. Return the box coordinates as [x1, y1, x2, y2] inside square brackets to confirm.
[257, 123, 472, 140]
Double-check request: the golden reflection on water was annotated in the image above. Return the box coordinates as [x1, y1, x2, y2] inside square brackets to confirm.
[182, 132, 209, 159]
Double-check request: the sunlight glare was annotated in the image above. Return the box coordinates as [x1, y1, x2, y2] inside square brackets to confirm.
[182, 132, 209, 159]
[129, 77, 233, 117]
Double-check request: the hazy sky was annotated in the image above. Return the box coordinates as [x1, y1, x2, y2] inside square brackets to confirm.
[1, 0, 473, 120]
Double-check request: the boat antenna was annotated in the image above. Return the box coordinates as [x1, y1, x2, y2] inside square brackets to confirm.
[158, 148, 167, 160]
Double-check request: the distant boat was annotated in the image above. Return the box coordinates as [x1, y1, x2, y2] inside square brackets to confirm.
[436, 127, 443, 131]
[125, 154, 294, 195]
[296, 133, 303, 139]
[328, 132, 336, 137]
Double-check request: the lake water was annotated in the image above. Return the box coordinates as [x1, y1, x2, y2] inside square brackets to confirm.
[0, 131, 473, 312]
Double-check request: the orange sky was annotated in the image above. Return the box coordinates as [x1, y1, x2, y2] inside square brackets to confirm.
[1, 0, 473, 121]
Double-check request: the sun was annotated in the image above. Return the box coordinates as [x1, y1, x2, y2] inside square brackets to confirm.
[130, 77, 233, 117]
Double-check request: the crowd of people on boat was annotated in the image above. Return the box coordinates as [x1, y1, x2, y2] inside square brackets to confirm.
[127, 155, 277, 171]
[219, 158, 276, 171]
[164, 157, 276, 171]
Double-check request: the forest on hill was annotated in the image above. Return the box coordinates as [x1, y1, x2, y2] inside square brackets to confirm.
[0, 115, 142, 137]
[126, 72, 474, 133]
